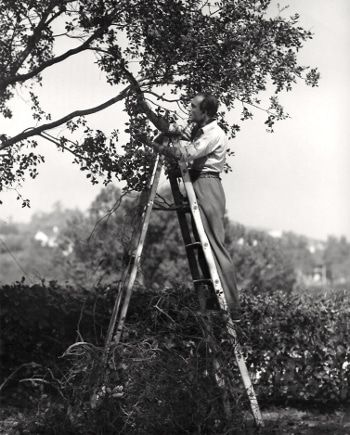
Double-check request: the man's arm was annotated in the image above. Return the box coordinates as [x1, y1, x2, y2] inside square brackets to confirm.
[141, 127, 214, 163]
[137, 93, 192, 141]
[142, 134, 182, 160]
[134, 92, 191, 159]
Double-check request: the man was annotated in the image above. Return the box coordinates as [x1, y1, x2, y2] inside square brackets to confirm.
[145, 93, 242, 322]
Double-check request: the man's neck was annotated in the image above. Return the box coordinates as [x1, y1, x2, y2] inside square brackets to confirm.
[198, 117, 215, 129]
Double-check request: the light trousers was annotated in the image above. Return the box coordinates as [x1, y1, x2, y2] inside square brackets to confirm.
[191, 176, 240, 311]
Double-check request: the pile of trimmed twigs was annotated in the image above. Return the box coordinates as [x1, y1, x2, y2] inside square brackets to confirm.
[54, 284, 253, 434]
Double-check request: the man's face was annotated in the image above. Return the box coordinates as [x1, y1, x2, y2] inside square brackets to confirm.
[189, 95, 205, 124]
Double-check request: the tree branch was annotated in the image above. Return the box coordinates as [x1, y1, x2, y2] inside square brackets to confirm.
[144, 90, 182, 104]
[120, 66, 170, 132]
[10, 5, 59, 74]
[0, 85, 131, 150]
[1, 13, 113, 90]
[39, 131, 80, 158]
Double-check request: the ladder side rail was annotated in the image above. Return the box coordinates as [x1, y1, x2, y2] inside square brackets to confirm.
[114, 153, 164, 343]
[173, 139, 264, 427]
[104, 189, 153, 352]
[104, 153, 164, 346]
[104, 260, 132, 354]
[227, 322, 264, 426]
[167, 172, 202, 281]
[173, 144, 227, 311]
[105, 205, 149, 350]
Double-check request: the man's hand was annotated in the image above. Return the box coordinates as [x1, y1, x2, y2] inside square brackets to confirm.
[134, 128, 182, 160]
[167, 123, 183, 137]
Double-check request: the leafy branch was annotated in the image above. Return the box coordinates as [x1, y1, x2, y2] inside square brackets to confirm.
[0, 86, 131, 150]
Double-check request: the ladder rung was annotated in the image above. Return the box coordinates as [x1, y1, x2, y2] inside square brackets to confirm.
[185, 242, 202, 249]
[174, 204, 190, 213]
[193, 278, 213, 285]
[153, 205, 189, 212]
[167, 168, 182, 178]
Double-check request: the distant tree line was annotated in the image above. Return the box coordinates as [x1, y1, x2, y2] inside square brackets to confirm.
[1, 185, 349, 293]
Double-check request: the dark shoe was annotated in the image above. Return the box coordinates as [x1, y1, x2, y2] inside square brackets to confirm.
[228, 308, 243, 323]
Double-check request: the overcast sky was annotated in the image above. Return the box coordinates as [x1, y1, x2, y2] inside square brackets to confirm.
[1, 0, 349, 241]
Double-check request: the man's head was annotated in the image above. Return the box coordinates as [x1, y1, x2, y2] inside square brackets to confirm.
[189, 93, 219, 125]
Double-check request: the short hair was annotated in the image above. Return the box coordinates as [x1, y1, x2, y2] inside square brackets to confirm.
[197, 93, 219, 118]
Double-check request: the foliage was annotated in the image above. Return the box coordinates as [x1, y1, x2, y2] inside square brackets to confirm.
[50, 184, 190, 289]
[324, 236, 350, 284]
[1, 283, 349, 428]
[0, 283, 248, 434]
[51, 185, 298, 291]
[226, 222, 297, 293]
[0, 0, 319, 204]
[243, 289, 350, 405]
[1, 182, 350, 293]
[55, 291, 249, 434]
[0, 281, 111, 376]
[279, 231, 315, 275]
[52, 186, 130, 287]
[0, 204, 83, 284]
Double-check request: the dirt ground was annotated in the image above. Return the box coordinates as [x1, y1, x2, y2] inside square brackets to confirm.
[261, 406, 350, 434]
[1, 405, 350, 434]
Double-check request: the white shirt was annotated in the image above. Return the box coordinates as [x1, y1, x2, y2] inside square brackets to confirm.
[179, 120, 228, 173]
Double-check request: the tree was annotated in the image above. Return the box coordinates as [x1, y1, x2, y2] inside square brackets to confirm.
[0, 203, 80, 284]
[279, 231, 314, 276]
[323, 235, 350, 285]
[53, 184, 191, 289]
[54, 185, 299, 292]
[225, 222, 297, 293]
[52, 185, 130, 287]
[0, 0, 319, 205]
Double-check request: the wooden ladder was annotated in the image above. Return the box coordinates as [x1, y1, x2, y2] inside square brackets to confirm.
[103, 139, 263, 428]
[167, 137, 263, 427]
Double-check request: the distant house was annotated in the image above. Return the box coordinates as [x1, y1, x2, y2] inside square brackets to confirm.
[312, 263, 327, 284]
[34, 226, 59, 248]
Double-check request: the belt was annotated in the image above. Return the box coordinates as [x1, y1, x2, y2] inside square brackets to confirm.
[189, 170, 221, 181]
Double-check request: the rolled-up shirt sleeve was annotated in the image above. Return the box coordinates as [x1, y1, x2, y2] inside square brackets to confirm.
[179, 135, 219, 162]
[171, 121, 227, 172]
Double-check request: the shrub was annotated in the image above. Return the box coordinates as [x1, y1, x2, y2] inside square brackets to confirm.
[1, 284, 252, 434]
[1, 282, 349, 433]
[0, 280, 112, 376]
[242, 288, 350, 405]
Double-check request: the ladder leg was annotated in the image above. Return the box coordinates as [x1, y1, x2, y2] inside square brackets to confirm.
[104, 153, 164, 351]
[103, 261, 131, 364]
[114, 154, 164, 343]
[203, 316, 234, 420]
[168, 170, 209, 311]
[167, 146, 264, 428]
[227, 322, 264, 427]
[168, 172, 201, 280]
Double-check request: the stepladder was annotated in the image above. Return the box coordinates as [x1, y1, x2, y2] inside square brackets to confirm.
[166, 138, 263, 427]
[104, 139, 263, 428]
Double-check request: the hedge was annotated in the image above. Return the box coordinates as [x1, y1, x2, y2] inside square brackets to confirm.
[0, 282, 349, 433]
[242, 288, 350, 404]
